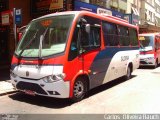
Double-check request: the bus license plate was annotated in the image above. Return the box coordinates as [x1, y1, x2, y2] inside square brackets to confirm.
[24, 90, 35, 96]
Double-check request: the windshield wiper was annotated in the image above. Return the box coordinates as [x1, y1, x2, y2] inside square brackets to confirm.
[18, 30, 38, 58]
[38, 27, 49, 59]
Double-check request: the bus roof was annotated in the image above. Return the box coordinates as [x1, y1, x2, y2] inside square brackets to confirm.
[32, 11, 138, 29]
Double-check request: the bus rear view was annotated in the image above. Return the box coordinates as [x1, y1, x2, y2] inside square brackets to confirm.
[139, 33, 160, 68]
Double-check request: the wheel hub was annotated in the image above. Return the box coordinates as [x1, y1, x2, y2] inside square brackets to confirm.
[74, 81, 84, 97]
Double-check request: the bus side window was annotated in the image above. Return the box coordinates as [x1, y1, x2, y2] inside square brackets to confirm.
[68, 24, 79, 61]
[118, 25, 130, 46]
[91, 26, 101, 47]
[102, 22, 119, 46]
[81, 16, 101, 52]
[129, 28, 138, 46]
[85, 26, 100, 48]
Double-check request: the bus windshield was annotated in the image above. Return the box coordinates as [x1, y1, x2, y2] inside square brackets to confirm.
[139, 35, 154, 51]
[15, 15, 74, 58]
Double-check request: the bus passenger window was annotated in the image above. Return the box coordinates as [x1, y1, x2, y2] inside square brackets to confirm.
[118, 26, 130, 46]
[130, 29, 138, 46]
[102, 22, 119, 46]
[68, 25, 79, 61]
[81, 25, 100, 52]
[80, 16, 101, 52]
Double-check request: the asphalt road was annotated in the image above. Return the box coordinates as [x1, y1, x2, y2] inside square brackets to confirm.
[0, 67, 160, 114]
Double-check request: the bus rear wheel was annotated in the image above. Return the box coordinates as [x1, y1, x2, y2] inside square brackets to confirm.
[71, 77, 87, 102]
[124, 66, 132, 80]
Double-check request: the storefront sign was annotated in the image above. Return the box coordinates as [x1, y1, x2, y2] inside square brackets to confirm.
[97, 8, 112, 16]
[74, 0, 124, 19]
[112, 12, 124, 19]
[31, 0, 66, 16]
[74, 0, 97, 13]
[1, 11, 11, 26]
[15, 9, 22, 25]
[49, 0, 63, 10]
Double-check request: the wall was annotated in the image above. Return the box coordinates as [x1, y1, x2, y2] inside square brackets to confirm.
[126, 1, 132, 13]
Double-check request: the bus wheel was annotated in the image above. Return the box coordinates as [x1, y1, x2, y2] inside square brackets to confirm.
[124, 66, 131, 80]
[154, 60, 158, 68]
[71, 77, 87, 102]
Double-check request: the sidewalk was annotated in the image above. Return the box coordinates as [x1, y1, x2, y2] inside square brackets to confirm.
[0, 80, 17, 96]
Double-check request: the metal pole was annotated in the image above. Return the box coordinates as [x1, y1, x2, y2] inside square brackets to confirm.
[13, 8, 17, 49]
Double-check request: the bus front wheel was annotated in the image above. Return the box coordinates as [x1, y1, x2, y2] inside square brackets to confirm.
[71, 77, 87, 102]
[154, 59, 158, 68]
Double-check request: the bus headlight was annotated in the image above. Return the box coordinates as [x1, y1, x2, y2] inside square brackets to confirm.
[147, 57, 154, 60]
[10, 70, 17, 78]
[43, 73, 66, 83]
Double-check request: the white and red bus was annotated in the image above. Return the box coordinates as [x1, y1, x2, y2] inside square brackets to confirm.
[10, 11, 139, 102]
[139, 33, 160, 68]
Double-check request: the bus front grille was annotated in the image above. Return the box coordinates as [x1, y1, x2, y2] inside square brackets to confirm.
[16, 81, 48, 95]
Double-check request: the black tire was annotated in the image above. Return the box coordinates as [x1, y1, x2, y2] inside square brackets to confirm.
[124, 66, 132, 80]
[154, 60, 158, 68]
[71, 77, 87, 102]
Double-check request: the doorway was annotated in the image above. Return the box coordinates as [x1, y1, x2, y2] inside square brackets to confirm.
[0, 26, 10, 80]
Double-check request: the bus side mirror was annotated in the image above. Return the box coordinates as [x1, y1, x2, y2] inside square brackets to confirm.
[18, 32, 23, 41]
[85, 24, 90, 33]
[18, 25, 27, 41]
[79, 18, 87, 26]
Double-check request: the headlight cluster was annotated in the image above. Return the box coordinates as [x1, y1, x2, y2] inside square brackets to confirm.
[42, 73, 66, 83]
[10, 70, 17, 78]
[145, 57, 154, 60]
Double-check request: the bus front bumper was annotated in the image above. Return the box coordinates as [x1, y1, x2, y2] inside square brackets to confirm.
[140, 57, 155, 66]
[10, 76, 70, 98]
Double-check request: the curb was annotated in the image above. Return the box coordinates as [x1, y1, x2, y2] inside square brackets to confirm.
[0, 90, 18, 96]
[0, 80, 18, 96]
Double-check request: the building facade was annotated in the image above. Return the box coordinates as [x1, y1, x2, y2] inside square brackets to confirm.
[79, 0, 127, 13]
[155, 0, 160, 26]
[139, 0, 160, 33]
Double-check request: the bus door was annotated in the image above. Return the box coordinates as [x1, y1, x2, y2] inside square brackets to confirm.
[79, 16, 107, 89]
[67, 16, 101, 90]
